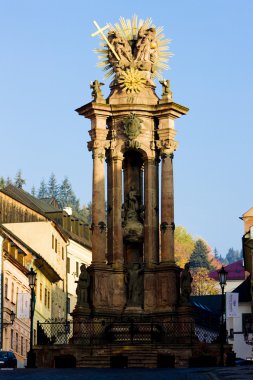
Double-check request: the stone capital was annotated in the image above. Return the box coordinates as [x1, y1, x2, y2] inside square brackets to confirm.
[156, 139, 178, 156]
[88, 140, 110, 161]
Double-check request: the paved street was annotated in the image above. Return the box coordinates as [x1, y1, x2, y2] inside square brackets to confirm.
[1, 367, 253, 380]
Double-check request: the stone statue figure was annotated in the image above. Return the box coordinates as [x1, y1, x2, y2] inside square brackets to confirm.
[107, 31, 132, 75]
[90, 80, 105, 103]
[76, 264, 90, 307]
[127, 263, 143, 307]
[159, 79, 173, 101]
[127, 186, 139, 213]
[135, 27, 157, 63]
[179, 263, 193, 306]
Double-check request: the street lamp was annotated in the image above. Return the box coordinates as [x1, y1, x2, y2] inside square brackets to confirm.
[2, 310, 16, 326]
[218, 266, 228, 366]
[27, 267, 37, 368]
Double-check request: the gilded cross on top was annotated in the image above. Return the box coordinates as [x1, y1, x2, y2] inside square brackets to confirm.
[91, 20, 120, 61]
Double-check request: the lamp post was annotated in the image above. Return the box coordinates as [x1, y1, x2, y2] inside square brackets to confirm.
[218, 266, 228, 366]
[27, 267, 37, 368]
[2, 310, 16, 326]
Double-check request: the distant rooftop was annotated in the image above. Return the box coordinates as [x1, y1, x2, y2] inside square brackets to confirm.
[1, 185, 60, 214]
[209, 259, 246, 281]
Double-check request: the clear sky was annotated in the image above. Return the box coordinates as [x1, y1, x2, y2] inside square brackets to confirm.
[1, 0, 253, 256]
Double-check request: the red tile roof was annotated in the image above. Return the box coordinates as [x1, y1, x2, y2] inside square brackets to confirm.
[209, 260, 245, 281]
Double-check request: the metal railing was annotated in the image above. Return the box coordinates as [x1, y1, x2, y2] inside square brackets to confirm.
[36, 318, 217, 346]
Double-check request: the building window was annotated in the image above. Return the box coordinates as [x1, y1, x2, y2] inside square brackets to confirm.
[44, 288, 47, 306]
[21, 336, 24, 356]
[16, 332, 18, 353]
[11, 329, 14, 349]
[62, 246, 64, 260]
[76, 262, 79, 277]
[55, 238, 57, 253]
[67, 257, 70, 274]
[40, 283, 42, 302]
[11, 282, 14, 303]
[48, 291, 50, 309]
[52, 234, 54, 249]
[26, 339, 28, 354]
[4, 278, 8, 299]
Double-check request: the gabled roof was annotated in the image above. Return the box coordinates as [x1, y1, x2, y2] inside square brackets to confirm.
[1, 185, 60, 214]
[209, 259, 245, 281]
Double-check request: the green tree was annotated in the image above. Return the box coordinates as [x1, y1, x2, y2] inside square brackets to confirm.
[31, 185, 36, 196]
[58, 177, 75, 208]
[225, 248, 241, 264]
[189, 239, 211, 270]
[47, 173, 59, 198]
[0, 177, 6, 189]
[6, 177, 12, 186]
[14, 170, 26, 189]
[38, 179, 48, 198]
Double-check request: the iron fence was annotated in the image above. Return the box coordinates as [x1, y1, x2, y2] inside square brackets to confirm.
[36, 318, 217, 346]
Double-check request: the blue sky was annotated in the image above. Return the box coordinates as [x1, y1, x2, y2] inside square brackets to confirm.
[1, 1, 253, 256]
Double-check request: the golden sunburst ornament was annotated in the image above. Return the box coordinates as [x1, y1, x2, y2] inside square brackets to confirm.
[118, 67, 146, 93]
[92, 15, 173, 86]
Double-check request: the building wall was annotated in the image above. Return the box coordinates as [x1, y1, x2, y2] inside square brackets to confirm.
[3, 222, 67, 281]
[67, 239, 92, 314]
[2, 222, 68, 344]
[227, 303, 252, 359]
[2, 256, 30, 368]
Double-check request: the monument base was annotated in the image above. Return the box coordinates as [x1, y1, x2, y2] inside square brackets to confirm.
[33, 342, 234, 368]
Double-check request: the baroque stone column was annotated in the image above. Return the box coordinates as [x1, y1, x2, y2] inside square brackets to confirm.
[88, 140, 108, 265]
[160, 152, 175, 263]
[144, 157, 158, 266]
[111, 153, 124, 268]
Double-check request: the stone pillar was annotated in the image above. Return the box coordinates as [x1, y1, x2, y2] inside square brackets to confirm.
[106, 156, 113, 264]
[160, 153, 175, 263]
[91, 144, 106, 264]
[144, 158, 158, 267]
[111, 154, 124, 268]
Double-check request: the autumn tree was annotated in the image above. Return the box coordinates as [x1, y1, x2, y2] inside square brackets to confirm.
[189, 239, 211, 270]
[175, 226, 195, 268]
[191, 268, 219, 295]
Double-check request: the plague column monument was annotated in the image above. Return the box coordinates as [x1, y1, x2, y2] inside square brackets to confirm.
[75, 17, 189, 318]
[34, 17, 234, 367]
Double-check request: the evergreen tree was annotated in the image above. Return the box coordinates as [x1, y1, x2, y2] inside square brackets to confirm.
[225, 248, 241, 264]
[6, 177, 12, 186]
[38, 179, 48, 198]
[47, 173, 59, 198]
[14, 170, 26, 189]
[58, 177, 76, 208]
[189, 239, 211, 270]
[31, 185, 36, 197]
[214, 247, 219, 259]
[0, 177, 6, 189]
